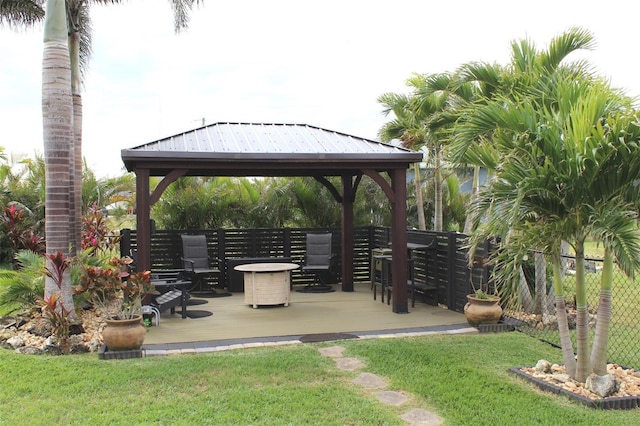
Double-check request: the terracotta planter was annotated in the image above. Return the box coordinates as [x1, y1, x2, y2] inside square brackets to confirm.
[464, 294, 503, 327]
[101, 315, 146, 351]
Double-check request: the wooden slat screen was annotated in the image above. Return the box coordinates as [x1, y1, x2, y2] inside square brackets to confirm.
[121, 226, 482, 314]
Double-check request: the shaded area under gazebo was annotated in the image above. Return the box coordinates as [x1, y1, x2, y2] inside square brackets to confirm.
[142, 281, 469, 348]
[121, 122, 423, 313]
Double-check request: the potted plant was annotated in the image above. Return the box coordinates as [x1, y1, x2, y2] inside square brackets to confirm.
[464, 289, 503, 327]
[464, 257, 503, 326]
[74, 256, 153, 351]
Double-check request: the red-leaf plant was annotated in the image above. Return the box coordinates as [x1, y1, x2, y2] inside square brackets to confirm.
[75, 256, 154, 320]
[44, 252, 70, 290]
[81, 202, 120, 256]
[37, 293, 73, 351]
[39, 252, 73, 350]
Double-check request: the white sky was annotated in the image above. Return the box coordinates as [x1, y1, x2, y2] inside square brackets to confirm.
[1, 0, 639, 178]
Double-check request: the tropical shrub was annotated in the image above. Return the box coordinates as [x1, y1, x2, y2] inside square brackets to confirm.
[74, 256, 153, 320]
[0, 204, 45, 265]
[0, 250, 45, 315]
[81, 202, 120, 256]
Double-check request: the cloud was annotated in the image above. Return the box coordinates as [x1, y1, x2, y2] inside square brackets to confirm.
[1, 0, 639, 178]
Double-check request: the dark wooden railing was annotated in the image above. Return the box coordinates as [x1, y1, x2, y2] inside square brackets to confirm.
[120, 226, 480, 314]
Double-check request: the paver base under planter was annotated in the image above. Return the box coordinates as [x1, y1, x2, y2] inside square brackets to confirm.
[509, 367, 640, 409]
[477, 322, 514, 333]
[477, 316, 527, 333]
[98, 345, 143, 360]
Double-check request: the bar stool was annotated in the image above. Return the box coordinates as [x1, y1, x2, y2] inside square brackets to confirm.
[372, 255, 392, 303]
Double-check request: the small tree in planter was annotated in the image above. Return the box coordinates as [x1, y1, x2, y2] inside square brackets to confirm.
[75, 257, 153, 321]
[74, 256, 153, 351]
[464, 255, 502, 326]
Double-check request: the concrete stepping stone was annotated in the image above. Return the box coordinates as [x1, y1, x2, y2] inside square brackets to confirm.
[335, 357, 365, 371]
[374, 390, 408, 406]
[318, 345, 345, 358]
[352, 372, 387, 389]
[400, 408, 443, 425]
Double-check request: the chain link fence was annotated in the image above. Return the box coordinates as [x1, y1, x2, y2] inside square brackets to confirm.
[505, 255, 640, 369]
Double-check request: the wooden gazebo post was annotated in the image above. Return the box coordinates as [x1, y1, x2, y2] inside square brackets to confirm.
[135, 168, 151, 272]
[341, 174, 355, 292]
[390, 168, 409, 313]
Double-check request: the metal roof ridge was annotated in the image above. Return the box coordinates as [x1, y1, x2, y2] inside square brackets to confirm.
[124, 122, 410, 153]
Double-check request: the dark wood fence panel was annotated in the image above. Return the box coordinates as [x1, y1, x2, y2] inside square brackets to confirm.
[447, 232, 476, 313]
[121, 226, 481, 314]
[371, 226, 391, 249]
[353, 227, 372, 283]
[222, 229, 255, 259]
[406, 230, 440, 303]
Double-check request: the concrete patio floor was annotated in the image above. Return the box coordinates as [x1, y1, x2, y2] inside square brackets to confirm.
[143, 282, 469, 350]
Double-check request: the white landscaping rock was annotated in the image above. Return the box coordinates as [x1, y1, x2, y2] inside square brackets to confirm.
[7, 336, 25, 348]
[535, 359, 552, 373]
[586, 373, 619, 398]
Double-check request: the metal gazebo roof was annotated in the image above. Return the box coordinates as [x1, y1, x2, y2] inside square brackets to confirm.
[121, 122, 422, 313]
[121, 122, 420, 176]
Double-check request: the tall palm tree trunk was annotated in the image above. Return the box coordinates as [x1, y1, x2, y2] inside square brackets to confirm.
[413, 163, 426, 230]
[590, 249, 613, 375]
[463, 165, 480, 234]
[573, 239, 591, 382]
[552, 255, 577, 378]
[433, 150, 443, 232]
[534, 250, 547, 315]
[42, 0, 73, 311]
[69, 29, 83, 255]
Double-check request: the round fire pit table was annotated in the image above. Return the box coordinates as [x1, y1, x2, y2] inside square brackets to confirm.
[234, 263, 299, 308]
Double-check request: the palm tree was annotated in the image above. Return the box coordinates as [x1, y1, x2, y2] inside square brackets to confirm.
[82, 164, 135, 211]
[250, 177, 297, 228]
[289, 177, 341, 228]
[451, 27, 600, 319]
[41, 0, 74, 309]
[463, 40, 640, 383]
[378, 91, 427, 230]
[0, 249, 45, 314]
[451, 29, 596, 234]
[0, 153, 46, 230]
[379, 73, 460, 232]
[0, 0, 44, 27]
[411, 73, 461, 234]
[64, 0, 205, 254]
[153, 176, 250, 230]
[441, 61, 504, 233]
[66, 0, 93, 256]
[38, 0, 205, 310]
[353, 175, 391, 227]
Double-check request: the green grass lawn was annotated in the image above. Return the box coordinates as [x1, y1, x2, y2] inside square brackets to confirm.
[0, 333, 637, 425]
[583, 240, 604, 258]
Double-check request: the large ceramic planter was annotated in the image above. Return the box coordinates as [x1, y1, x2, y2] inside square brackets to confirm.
[101, 315, 146, 351]
[464, 294, 503, 327]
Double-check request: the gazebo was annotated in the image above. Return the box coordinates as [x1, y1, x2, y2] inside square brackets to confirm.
[121, 122, 423, 313]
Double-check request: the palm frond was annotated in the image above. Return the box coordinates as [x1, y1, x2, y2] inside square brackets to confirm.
[0, 0, 44, 28]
